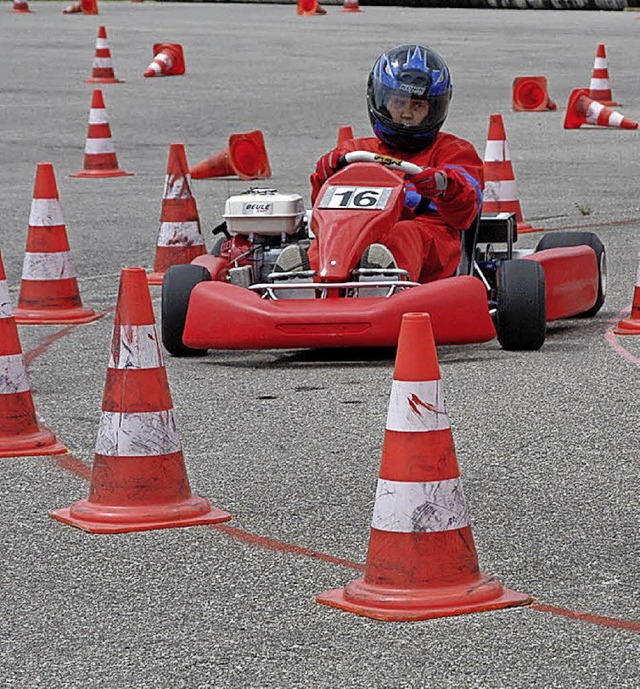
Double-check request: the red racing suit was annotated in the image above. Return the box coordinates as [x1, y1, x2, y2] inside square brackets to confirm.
[309, 133, 484, 282]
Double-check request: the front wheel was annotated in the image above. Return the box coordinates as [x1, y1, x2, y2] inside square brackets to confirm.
[496, 260, 546, 351]
[161, 265, 211, 357]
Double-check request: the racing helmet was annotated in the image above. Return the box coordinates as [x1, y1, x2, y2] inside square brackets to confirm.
[367, 44, 452, 151]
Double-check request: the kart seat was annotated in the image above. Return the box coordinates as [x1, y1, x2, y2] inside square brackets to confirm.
[455, 213, 481, 277]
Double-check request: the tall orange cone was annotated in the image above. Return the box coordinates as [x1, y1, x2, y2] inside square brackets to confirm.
[147, 144, 206, 286]
[50, 268, 232, 533]
[317, 312, 532, 621]
[588, 44, 619, 107]
[85, 26, 123, 84]
[482, 113, 540, 234]
[297, 0, 327, 15]
[143, 43, 185, 78]
[512, 76, 556, 112]
[614, 255, 640, 335]
[563, 89, 638, 130]
[189, 130, 272, 181]
[9, 0, 34, 13]
[0, 250, 66, 458]
[13, 163, 101, 325]
[341, 0, 363, 12]
[336, 125, 354, 146]
[69, 89, 133, 178]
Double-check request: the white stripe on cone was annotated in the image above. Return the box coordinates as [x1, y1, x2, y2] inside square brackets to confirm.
[88, 108, 109, 125]
[608, 112, 623, 127]
[386, 380, 450, 432]
[371, 477, 469, 533]
[109, 324, 164, 370]
[484, 180, 519, 203]
[92, 58, 114, 69]
[29, 199, 64, 227]
[589, 78, 612, 91]
[0, 280, 13, 319]
[22, 252, 76, 281]
[593, 57, 607, 70]
[156, 53, 173, 68]
[635, 258, 640, 286]
[147, 63, 162, 75]
[0, 354, 31, 395]
[586, 101, 605, 125]
[95, 409, 182, 457]
[484, 139, 511, 162]
[157, 221, 204, 248]
[163, 175, 194, 200]
[95, 38, 109, 50]
[85, 138, 116, 155]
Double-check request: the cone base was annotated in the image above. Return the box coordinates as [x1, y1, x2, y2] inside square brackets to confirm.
[50, 496, 232, 534]
[13, 306, 103, 325]
[317, 580, 532, 622]
[84, 78, 124, 84]
[9, 8, 34, 12]
[68, 169, 134, 178]
[614, 318, 640, 335]
[0, 427, 67, 458]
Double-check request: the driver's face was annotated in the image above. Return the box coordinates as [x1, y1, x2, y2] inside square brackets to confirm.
[386, 95, 430, 125]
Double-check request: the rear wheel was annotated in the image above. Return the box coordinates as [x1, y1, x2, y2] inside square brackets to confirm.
[535, 231, 606, 317]
[496, 259, 546, 351]
[161, 265, 211, 357]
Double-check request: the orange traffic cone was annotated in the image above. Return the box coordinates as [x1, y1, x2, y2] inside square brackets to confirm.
[563, 89, 638, 130]
[336, 125, 354, 146]
[0, 250, 67, 458]
[512, 76, 556, 112]
[147, 144, 206, 286]
[297, 0, 327, 15]
[69, 89, 133, 178]
[63, 0, 97, 13]
[317, 312, 532, 621]
[13, 163, 101, 325]
[190, 130, 272, 181]
[85, 26, 123, 84]
[62, 3, 82, 13]
[482, 113, 540, 234]
[341, 0, 362, 12]
[9, 0, 34, 13]
[50, 268, 232, 533]
[614, 256, 640, 335]
[143, 43, 185, 78]
[588, 43, 619, 107]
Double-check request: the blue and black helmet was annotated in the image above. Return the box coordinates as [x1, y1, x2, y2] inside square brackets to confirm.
[367, 44, 452, 152]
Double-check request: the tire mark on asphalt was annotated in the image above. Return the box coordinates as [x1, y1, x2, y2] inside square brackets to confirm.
[605, 309, 640, 367]
[527, 217, 640, 234]
[530, 603, 640, 634]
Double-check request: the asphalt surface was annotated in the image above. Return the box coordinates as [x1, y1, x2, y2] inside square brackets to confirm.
[1, 3, 639, 688]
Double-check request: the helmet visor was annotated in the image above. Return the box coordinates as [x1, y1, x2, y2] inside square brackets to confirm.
[370, 81, 451, 135]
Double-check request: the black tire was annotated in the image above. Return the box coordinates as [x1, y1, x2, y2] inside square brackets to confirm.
[161, 265, 211, 357]
[496, 260, 546, 351]
[210, 233, 226, 257]
[535, 231, 606, 317]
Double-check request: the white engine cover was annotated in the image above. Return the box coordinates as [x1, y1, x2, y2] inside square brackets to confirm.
[223, 189, 305, 236]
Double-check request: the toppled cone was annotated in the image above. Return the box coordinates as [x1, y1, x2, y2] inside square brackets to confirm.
[512, 76, 556, 112]
[564, 88, 638, 130]
[317, 313, 532, 621]
[0, 249, 67, 458]
[50, 268, 232, 533]
[9, 1, 34, 13]
[190, 130, 272, 181]
[63, 0, 98, 13]
[297, 0, 326, 15]
[144, 43, 185, 78]
[614, 256, 640, 335]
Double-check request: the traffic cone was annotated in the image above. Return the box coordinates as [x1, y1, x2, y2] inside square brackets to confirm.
[337, 125, 354, 146]
[143, 43, 185, 78]
[9, 0, 34, 13]
[0, 250, 67, 458]
[13, 163, 101, 325]
[85, 26, 123, 84]
[189, 130, 272, 181]
[563, 89, 638, 130]
[63, 0, 97, 13]
[50, 268, 232, 533]
[482, 113, 540, 234]
[512, 76, 556, 112]
[297, 0, 327, 15]
[614, 255, 640, 335]
[147, 144, 206, 286]
[62, 3, 82, 13]
[341, 0, 363, 12]
[69, 89, 133, 178]
[588, 44, 619, 107]
[317, 312, 532, 621]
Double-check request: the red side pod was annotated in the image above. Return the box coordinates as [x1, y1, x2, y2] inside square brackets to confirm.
[182, 276, 496, 350]
[523, 246, 598, 321]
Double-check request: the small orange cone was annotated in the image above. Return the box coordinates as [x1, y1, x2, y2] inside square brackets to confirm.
[336, 125, 354, 146]
[63, 0, 97, 13]
[13, 163, 101, 325]
[147, 144, 206, 286]
[512, 76, 556, 112]
[614, 256, 640, 335]
[62, 3, 82, 13]
[482, 113, 540, 234]
[317, 313, 532, 621]
[69, 89, 133, 178]
[9, 0, 34, 13]
[85, 26, 123, 84]
[341, 0, 362, 12]
[588, 43, 619, 107]
[297, 0, 327, 15]
[0, 250, 67, 458]
[563, 88, 638, 130]
[190, 130, 272, 181]
[50, 268, 232, 533]
[143, 43, 185, 78]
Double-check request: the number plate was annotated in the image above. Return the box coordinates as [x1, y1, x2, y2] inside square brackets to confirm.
[318, 186, 393, 210]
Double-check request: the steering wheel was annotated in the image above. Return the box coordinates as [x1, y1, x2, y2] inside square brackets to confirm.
[336, 150, 423, 177]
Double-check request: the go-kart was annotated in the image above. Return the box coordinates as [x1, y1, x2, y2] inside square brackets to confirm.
[161, 151, 606, 355]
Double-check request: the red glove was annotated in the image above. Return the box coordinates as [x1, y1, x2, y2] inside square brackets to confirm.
[412, 167, 448, 198]
[314, 150, 343, 184]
